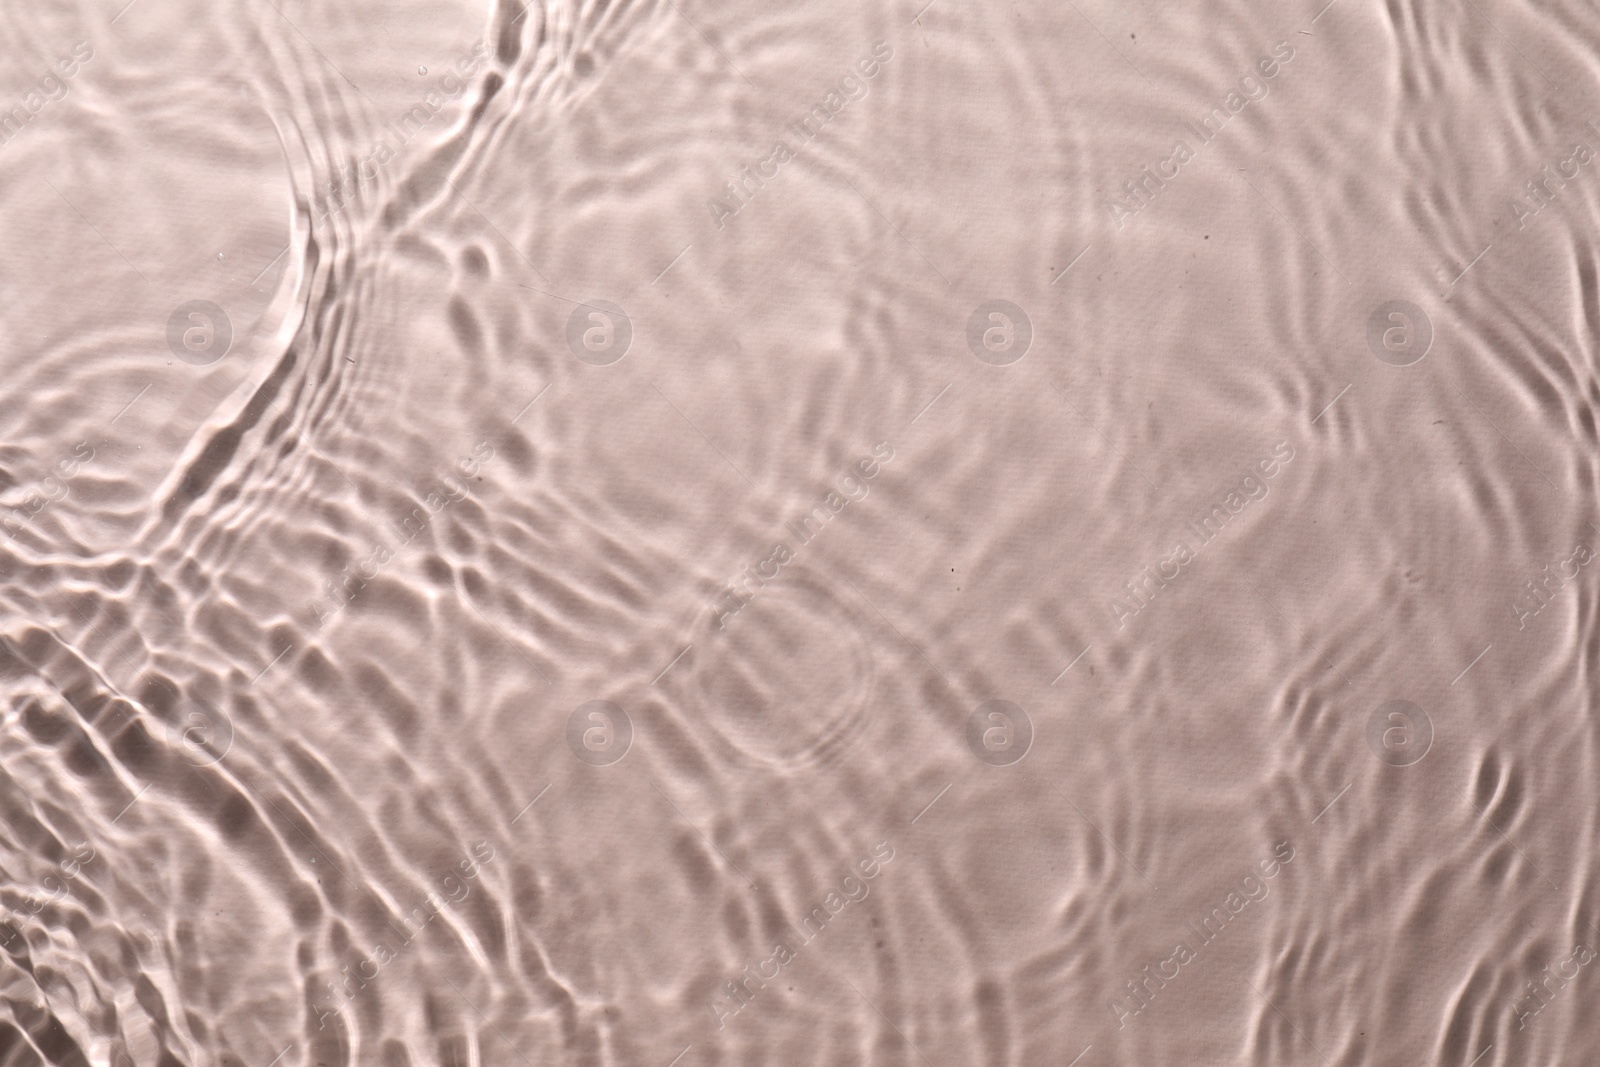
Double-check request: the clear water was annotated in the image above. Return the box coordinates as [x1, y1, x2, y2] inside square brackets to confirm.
[1, 0, 1598, 1063]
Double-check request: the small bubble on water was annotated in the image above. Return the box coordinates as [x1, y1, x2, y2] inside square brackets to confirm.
[418, 66, 427, 75]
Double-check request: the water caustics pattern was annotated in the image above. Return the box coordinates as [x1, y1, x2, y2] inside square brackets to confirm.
[1, 0, 1599, 1063]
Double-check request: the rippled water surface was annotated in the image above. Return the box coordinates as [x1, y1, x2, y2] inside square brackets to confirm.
[3, 0, 1600, 1063]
